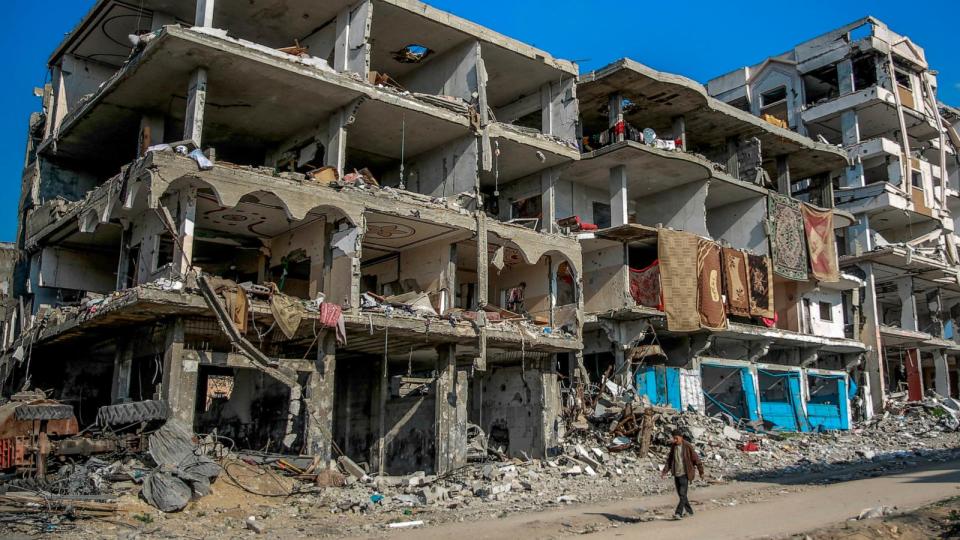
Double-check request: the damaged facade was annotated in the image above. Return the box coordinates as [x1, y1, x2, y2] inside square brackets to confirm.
[2, 4, 957, 480]
[708, 17, 960, 415]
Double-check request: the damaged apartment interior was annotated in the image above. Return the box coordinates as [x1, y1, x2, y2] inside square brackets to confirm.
[1, 2, 959, 481]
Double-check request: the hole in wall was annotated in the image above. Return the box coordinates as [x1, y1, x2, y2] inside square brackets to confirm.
[392, 44, 432, 63]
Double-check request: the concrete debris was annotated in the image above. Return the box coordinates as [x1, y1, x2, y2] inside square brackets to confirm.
[245, 516, 265, 534]
[857, 506, 895, 520]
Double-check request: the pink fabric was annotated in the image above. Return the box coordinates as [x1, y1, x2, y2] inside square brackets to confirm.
[319, 302, 347, 344]
[629, 261, 663, 310]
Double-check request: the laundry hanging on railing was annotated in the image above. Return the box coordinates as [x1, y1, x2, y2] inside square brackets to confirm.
[747, 253, 775, 319]
[721, 247, 751, 317]
[658, 228, 700, 331]
[629, 260, 662, 310]
[800, 203, 840, 283]
[697, 240, 727, 330]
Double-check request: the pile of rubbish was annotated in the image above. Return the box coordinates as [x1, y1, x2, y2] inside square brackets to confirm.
[0, 398, 222, 532]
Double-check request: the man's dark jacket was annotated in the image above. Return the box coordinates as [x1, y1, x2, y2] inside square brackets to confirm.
[664, 440, 705, 481]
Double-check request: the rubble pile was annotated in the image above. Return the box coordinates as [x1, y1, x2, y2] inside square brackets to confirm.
[2, 390, 958, 537]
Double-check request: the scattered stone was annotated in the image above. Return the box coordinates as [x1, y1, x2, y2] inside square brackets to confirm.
[246, 516, 264, 534]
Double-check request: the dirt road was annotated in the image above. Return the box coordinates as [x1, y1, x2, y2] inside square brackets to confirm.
[352, 458, 960, 540]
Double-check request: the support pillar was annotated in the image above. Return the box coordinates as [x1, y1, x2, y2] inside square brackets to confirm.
[435, 344, 467, 474]
[173, 187, 197, 276]
[110, 339, 133, 403]
[160, 318, 196, 429]
[609, 165, 628, 227]
[183, 68, 207, 148]
[837, 58, 855, 95]
[841, 109, 865, 189]
[305, 333, 337, 461]
[933, 349, 951, 398]
[540, 167, 558, 233]
[776, 154, 791, 196]
[475, 213, 488, 371]
[672, 115, 686, 151]
[376, 345, 388, 475]
[539, 355, 562, 454]
[608, 92, 624, 144]
[194, 0, 214, 27]
[859, 263, 884, 417]
[895, 276, 918, 331]
[540, 82, 554, 137]
[333, 2, 371, 75]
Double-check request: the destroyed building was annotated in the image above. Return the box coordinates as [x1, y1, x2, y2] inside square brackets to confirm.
[2, 3, 959, 481]
[708, 17, 960, 415]
[561, 59, 866, 432]
[5, 0, 582, 476]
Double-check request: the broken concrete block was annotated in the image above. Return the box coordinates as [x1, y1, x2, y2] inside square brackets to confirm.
[722, 426, 742, 441]
[562, 465, 582, 476]
[481, 464, 501, 481]
[416, 486, 449, 505]
[575, 444, 602, 469]
[337, 456, 370, 482]
[245, 516, 264, 534]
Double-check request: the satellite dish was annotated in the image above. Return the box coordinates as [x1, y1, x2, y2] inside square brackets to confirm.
[642, 128, 657, 145]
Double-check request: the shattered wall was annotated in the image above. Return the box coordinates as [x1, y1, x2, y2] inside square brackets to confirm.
[470, 365, 548, 458]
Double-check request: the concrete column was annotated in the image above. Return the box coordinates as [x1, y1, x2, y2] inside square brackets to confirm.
[194, 0, 214, 27]
[845, 213, 873, 256]
[539, 355, 562, 454]
[476, 214, 488, 307]
[608, 93, 624, 143]
[305, 333, 337, 461]
[173, 187, 197, 276]
[837, 58, 855, 95]
[776, 154, 791, 196]
[841, 109, 865, 189]
[376, 351, 388, 475]
[725, 137, 740, 179]
[933, 349, 951, 398]
[160, 318, 197, 428]
[540, 168, 558, 233]
[895, 276, 918, 331]
[333, 2, 371, 75]
[887, 155, 904, 186]
[183, 68, 207, 147]
[672, 115, 687, 151]
[475, 213, 489, 371]
[540, 82, 554, 136]
[110, 339, 133, 403]
[609, 165, 628, 227]
[859, 263, 885, 416]
[435, 344, 467, 474]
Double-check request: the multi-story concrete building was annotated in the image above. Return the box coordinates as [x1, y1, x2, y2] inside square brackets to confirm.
[708, 17, 960, 414]
[561, 59, 865, 431]
[6, 5, 952, 473]
[4, 0, 583, 475]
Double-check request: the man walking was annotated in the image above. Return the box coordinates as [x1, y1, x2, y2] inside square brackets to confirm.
[661, 428, 704, 519]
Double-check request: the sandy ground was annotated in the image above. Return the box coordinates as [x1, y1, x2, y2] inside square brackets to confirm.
[343, 457, 960, 540]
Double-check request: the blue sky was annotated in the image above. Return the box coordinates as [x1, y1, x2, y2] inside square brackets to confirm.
[3, 0, 958, 242]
